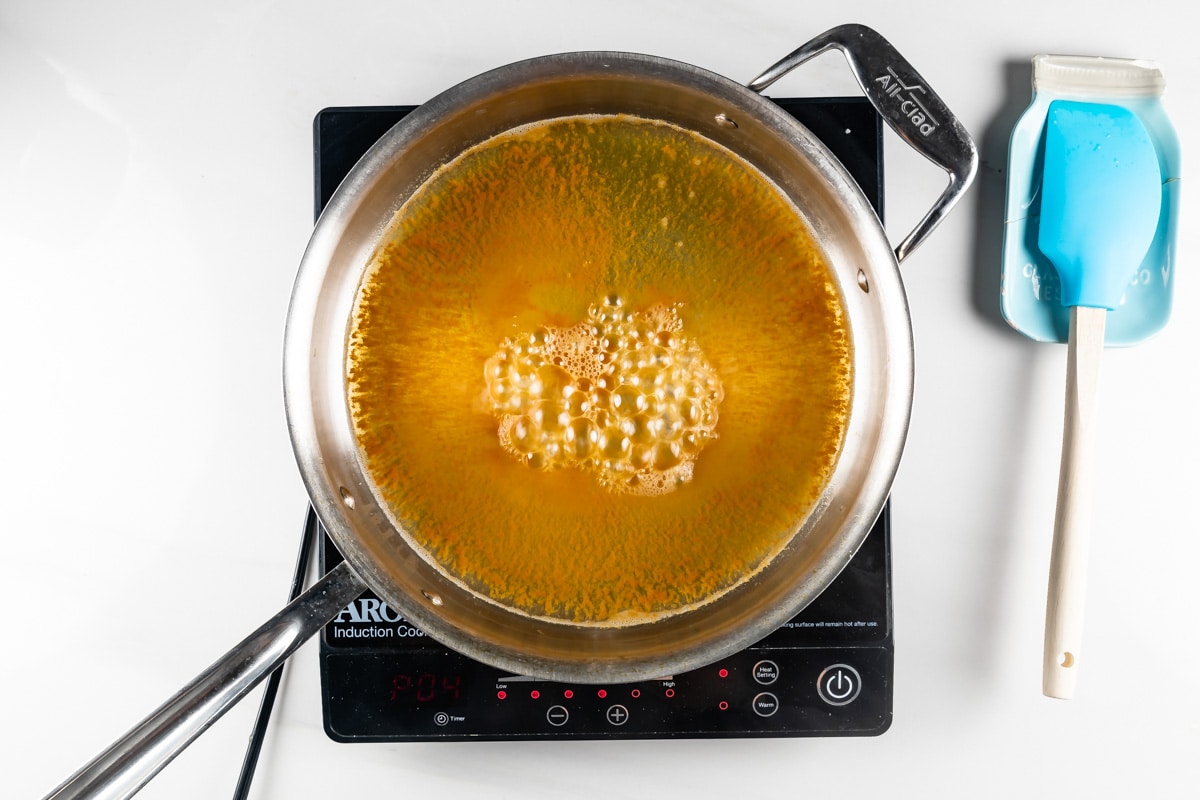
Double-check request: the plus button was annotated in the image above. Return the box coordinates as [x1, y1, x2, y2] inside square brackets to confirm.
[605, 704, 630, 726]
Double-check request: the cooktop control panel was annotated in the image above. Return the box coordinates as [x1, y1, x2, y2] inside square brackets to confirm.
[314, 98, 892, 740]
[316, 501, 892, 741]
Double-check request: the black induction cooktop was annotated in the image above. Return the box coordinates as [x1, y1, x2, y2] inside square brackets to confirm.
[311, 98, 892, 741]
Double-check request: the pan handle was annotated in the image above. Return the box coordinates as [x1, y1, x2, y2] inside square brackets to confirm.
[748, 24, 978, 264]
[42, 560, 366, 800]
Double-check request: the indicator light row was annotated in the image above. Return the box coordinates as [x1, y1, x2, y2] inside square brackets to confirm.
[499, 687, 673, 700]
[496, 664, 736, 701]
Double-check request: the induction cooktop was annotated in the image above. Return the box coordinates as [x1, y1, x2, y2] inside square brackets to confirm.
[308, 98, 893, 742]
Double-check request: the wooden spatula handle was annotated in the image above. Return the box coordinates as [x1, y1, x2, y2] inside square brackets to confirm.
[1044, 304, 1106, 699]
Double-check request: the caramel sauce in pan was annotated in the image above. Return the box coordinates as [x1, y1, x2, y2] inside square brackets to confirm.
[347, 115, 851, 624]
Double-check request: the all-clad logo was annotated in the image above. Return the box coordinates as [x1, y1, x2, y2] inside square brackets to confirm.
[875, 66, 939, 136]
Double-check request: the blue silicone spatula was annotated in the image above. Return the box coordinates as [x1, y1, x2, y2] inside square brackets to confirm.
[1037, 100, 1162, 699]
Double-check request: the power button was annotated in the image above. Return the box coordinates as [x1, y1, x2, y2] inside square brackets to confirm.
[817, 663, 862, 706]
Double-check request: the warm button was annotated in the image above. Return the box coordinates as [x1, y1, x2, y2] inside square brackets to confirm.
[751, 692, 779, 717]
[817, 664, 862, 706]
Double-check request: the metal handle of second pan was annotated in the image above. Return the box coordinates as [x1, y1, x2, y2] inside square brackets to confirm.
[748, 23, 979, 264]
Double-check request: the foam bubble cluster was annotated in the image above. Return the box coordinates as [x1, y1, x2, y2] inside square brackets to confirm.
[483, 295, 723, 496]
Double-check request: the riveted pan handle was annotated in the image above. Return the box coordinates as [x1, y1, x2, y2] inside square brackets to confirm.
[749, 24, 978, 263]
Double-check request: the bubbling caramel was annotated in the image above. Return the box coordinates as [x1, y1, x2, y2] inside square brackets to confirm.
[484, 295, 723, 496]
[346, 113, 852, 624]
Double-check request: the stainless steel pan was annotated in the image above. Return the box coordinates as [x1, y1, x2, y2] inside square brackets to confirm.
[45, 24, 976, 800]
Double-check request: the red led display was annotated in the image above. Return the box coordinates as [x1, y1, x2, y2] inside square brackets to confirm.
[389, 673, 463, 703]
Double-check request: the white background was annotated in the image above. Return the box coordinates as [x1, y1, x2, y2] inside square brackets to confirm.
[3, 2, 1197, 798]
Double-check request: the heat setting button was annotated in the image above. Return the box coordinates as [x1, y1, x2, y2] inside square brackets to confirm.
[817, 663, 862, 707]
[752, 659, 780, 685]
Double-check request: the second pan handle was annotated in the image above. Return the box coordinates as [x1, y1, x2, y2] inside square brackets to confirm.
[749, 24, 978, 263]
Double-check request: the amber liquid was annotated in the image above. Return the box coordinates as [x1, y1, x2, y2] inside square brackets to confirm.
[347, 115, 851, 624]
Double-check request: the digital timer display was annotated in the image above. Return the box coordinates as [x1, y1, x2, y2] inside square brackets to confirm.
[389, 672, 464, 704]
